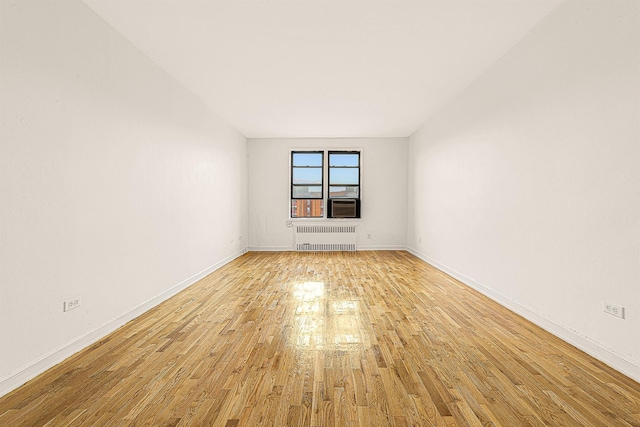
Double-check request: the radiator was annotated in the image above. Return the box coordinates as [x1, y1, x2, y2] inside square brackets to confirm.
[294, 224, 357, 252]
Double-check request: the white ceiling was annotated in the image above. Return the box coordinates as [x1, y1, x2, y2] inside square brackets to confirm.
[84, 0, 562, 138]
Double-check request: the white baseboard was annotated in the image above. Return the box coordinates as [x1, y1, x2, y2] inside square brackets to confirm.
[358, 245, 406, 251]
[0, 249, 247, 398]
[248, 245, 407, 252]
[4, 247, 636, 398]
[247, 246, 294, 252]
[407, 247, 640, 383]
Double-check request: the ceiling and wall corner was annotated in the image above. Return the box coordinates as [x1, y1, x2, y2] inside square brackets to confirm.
[83, 0, 563, 139]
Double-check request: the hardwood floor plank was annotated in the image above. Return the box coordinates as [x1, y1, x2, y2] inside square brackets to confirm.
[1, 251, 639, 426]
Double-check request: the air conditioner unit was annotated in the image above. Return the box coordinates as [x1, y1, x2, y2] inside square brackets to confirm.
[328, 199, 360, 218]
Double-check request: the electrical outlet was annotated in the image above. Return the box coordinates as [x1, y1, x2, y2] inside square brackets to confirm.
[604, 301, 625, 319]
[367, 233, 371, 239]
[64, 296, 82, 312]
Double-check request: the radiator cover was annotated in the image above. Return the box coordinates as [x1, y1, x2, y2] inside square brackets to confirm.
[294, 224, 357, 252]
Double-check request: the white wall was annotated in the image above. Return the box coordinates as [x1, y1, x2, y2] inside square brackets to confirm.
[0, 0, 248, 395]
[408, 0, 639, 381]
[248, 138, 407, 250]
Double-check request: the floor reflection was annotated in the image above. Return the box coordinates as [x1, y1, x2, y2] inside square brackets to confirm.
[292, 281, 325, 349]
[292, 281, 361, 351]
[331, 300, 360, 349]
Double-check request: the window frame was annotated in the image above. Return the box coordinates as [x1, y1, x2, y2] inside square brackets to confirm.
[289, 149, 362, 220]
[290, 151, 324, 219]
[328, 150, 361, 199]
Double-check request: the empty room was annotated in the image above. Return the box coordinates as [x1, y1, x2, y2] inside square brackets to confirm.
[1, 0, 639, 425]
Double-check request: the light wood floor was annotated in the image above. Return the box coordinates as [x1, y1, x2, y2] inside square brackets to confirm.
[1, 251, 639, 426]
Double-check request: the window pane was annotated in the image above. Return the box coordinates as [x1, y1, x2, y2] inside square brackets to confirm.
[330, 186, 359, 198]
[293, 152, 323, 167]
[329, 168, 359, 185]
[291, 199, 323, 218]
[292, 167, 322, 185]
[293, 186, 322, 198]
[329, 153, 359, 167]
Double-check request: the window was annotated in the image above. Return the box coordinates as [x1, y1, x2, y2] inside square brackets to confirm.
[328, 151, 360, 198]
[291, 151, 324, 218]
[290, 150, 361, 219]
